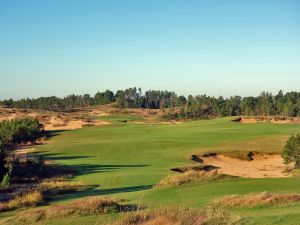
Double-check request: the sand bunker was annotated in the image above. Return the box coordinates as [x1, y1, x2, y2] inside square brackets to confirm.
[239, 118, 257, 123]
[199, 154, 294, 178]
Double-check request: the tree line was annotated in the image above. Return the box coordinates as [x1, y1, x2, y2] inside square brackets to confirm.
[1, 89, 300, 118]
[164, 91, 300, 120]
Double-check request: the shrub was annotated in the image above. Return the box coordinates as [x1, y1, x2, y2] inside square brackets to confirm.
[0, 118, 43, 146]
[282, 134, 300, 167]
[0, 172, 11, 188]
[0, 147, 6, 182]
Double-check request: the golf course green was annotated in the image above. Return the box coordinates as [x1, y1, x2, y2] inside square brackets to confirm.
[10, 117, 296, 224]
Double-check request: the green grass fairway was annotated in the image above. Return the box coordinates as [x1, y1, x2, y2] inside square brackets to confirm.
[4, 118, 300, 224]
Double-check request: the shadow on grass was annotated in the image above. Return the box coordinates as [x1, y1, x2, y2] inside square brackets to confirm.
[34, 151, 149, 175]
[37, 130, 153, 201]
[45, 130, 67, 139]
[63, 163, 150, 176]
[49, 184, 153, 204]
[34, 151, 92, 161]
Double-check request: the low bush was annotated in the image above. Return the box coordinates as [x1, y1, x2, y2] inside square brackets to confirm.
[0, 172, 11, 188]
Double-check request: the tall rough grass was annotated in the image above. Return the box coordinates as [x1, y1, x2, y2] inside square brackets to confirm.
[0, 191, 43, 212]
[13, 197, 120, 224]
[110, 205, 237, 225]
[0, 179, 93, 213]
[215, 192, 300, 207]
[156, 170, 236, 187]
[40, 179, 93, 196]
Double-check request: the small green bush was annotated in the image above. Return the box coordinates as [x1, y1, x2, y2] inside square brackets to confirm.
[1, 172, 11, 188]
[282, 134, 300, 167]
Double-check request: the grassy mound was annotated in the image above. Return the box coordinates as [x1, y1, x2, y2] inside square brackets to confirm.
[156, 170, 237, 187]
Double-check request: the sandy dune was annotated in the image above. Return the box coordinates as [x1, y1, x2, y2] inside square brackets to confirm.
[44, 117, 111, 130]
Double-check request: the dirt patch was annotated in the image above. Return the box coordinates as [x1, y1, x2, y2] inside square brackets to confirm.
[199, 154, 294, 178]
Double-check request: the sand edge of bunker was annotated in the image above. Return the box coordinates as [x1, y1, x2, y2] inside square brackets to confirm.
[187, 152, 295, 178]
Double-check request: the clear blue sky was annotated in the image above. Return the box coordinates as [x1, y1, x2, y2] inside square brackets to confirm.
[0, 0, 299, 99]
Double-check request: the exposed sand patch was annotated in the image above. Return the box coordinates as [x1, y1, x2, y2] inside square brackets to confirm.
[44, 119, 111, 130]
[161, 121, 183, 125]
[200, 154, 294, 178]
[94, 120, 111, 125]
[90, 110, 110, 117]
[240, 118, 257, 123]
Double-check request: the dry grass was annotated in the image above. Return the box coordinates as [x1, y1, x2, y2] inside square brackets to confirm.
[40, 179, 92, 196]
[221, 151, 279, 161]
[0, 191, 43, 212]
[215, 192, 300, 207]
[109, 205, 237, 225]
[13, 197, 120, 223]
[282, 166, 295, 174]
[156, 170, 236, 188]
[0, 179, 93, 213]
[222, 151, 255, 160]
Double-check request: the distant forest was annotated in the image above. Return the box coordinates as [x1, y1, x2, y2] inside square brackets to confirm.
[1, 88, 300, 119]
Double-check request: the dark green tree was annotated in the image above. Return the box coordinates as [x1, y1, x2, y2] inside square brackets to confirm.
[282, 134, 300, 167]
